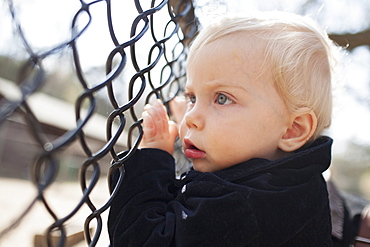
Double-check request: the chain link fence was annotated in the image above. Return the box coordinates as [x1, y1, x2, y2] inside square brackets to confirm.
[0, 0, 200, 246]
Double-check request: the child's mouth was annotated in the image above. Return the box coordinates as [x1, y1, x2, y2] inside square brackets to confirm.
[184, 139, 206, 159]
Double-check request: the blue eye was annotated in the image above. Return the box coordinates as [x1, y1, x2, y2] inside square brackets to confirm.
[216, 93, 233, 105]
[186, 94, 196, 104]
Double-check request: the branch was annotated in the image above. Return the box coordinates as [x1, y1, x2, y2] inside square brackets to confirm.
[329, 29, 370, 51]
[170, 0, 199, 45]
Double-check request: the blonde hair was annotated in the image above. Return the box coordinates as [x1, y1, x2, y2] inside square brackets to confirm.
[188, 11, 340, 141]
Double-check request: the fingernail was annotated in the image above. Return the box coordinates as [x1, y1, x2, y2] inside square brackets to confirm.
[142, 111, 149, 119]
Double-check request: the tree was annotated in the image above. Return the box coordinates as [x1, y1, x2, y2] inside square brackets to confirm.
[329, 29, 370, 51]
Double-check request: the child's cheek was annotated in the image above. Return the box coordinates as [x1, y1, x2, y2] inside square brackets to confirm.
[178, 120, 188, 143]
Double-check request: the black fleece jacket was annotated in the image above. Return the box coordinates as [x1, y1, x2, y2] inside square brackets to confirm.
[108, 136, 333, 246]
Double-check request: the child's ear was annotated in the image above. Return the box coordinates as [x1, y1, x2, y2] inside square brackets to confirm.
[279, 108, 317, 152]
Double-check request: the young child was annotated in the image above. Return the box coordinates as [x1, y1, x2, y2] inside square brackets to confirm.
[108, 11, 339, 246]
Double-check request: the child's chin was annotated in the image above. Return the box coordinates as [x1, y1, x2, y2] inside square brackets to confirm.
[192, 163, 214, 173]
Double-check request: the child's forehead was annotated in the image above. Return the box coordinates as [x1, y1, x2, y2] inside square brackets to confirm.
[188, 36, 268, 77]
[186, 45, 274, 93]
[190, 33, 262, 63]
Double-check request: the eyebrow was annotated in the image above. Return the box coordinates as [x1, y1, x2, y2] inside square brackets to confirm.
[186, 79, 250, 93]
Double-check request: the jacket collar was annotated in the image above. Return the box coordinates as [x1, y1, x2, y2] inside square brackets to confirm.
[213, 136, 333, 182]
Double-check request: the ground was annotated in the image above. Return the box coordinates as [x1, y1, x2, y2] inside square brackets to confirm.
[0, 177, 110, 246]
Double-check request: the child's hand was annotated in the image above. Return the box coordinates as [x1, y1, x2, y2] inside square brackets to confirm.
[140, 99, 178, 154]
[169, 96, 188, 124]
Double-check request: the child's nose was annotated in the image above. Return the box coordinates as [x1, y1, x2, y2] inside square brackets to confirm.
[185, 105, 204, 130]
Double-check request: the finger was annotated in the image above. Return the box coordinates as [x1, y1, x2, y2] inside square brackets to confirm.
[170, 96, 187, 124]
[143, 103, 167, 137]
[142, 110, 156, 139]
[152, 100, 169, 134]
[153, 99, 169, 120]
[168, 120, 179, 141]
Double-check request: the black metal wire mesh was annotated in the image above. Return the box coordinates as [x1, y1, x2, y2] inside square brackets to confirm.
[0, 0, 198, 246]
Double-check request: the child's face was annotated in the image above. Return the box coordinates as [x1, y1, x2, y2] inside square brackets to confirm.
[179, 35, 293, 173]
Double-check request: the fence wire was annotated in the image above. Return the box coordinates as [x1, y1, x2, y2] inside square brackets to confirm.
[0, 0, 198, 246]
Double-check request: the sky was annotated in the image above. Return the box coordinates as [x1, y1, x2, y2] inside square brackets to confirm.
[1, 0, 370, 152]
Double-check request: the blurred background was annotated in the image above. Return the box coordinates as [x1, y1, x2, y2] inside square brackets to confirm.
[1, 0, 370, 246]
